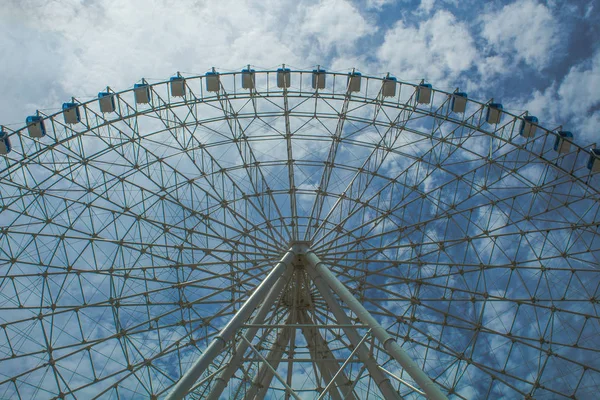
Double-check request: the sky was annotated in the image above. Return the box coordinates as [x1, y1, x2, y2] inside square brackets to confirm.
[1, 0, 599, 147]
[0, 0, 600, 399]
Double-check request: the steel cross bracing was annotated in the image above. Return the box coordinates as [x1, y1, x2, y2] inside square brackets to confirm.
[1, 69, 600, 399]
[165, 243, 447, 400]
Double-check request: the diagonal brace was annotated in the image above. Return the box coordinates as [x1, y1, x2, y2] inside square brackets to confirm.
[165, 248, 298, 400]
[304, 250, 448, 400]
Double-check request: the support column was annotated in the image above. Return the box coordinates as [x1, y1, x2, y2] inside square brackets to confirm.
[298, 310, 356, 400]
[245, 321, 293, 400]
[304, 250, 448, 400]
[206, 268, 292, 400]
[305, 266, 403, 400]
[165, 248, 297, 400]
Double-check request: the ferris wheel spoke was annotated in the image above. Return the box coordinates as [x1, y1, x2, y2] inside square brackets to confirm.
[311, 100, 419, 247]
[304, 82, 355, 242]
[1, 70, 599, 398]
[311, 127, 475, 253]
[213, 85, 292, 244]
[104, 90, 286, 254]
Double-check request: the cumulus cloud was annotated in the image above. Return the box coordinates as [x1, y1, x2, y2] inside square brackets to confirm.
[0, 0, 316, 123]
[0, 0, 379, 125]
[480, 0, 560, 69]
[516, 50, 600, 143]
[299, 0, 373, 52]
[418, 0, 436, 14]
[365, 0, 397, 10]
[376, 10, 478, 84]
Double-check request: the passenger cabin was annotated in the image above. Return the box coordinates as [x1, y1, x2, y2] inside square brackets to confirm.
[348, 71, 361, 92]
[62, 102, 80, 124]
[486, 103, 503, 124]
[588, 149, 600, 172]
[277, 67, 291, 89]
[0, 130, 11, 155]
[205, 71, 220, 92]
[451, 92, 467, 113]
[382, 76, 397, 98]
[519, 115, 538, 138]
[98, 92, 116, 113]
[170, 76, 185, 97]
[26, 115, 46, 138]
[416, 83, 432, 104]
[554, 131, 573, 154]
[134, 83, 150, 104]
[312, 68, 326, 89]
[242, 68, 255, 89]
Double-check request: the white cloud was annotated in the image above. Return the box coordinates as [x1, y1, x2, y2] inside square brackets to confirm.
[480, 0, 560, 69]
[376, 10, 478, 84]
[419, 0, 436, 14]
[365, 0, 397, 10]
[517, 51, 600, 143]
[0, 0, 313, 124]
[299, 0, 373, 52]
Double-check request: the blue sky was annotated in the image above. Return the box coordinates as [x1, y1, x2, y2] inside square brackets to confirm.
[1, 0, 598, 147]
[0, 1, 600, 399]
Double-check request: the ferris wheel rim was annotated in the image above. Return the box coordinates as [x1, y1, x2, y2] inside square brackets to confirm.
[0, 67, 598, 399]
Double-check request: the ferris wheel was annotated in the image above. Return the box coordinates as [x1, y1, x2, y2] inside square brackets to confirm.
[0, 65, 599, 400]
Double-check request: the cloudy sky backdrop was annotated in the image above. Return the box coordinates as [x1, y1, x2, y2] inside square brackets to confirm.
[1, 0, 598, 147]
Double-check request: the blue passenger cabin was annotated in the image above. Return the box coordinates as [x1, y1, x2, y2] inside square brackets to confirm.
[26, 115, 46, 138]
[519, 115, 538, 138]
[0, 130, 11, 155]
[451, 92, 467, 113]
[277, 67, 291, 89]
[588, 148, 600, 173]
[242, 67, 255, 89]
[170, 76, 186, 97]
[416, 83, 432, 104]
[62, 102, 80, 124]
[486, 103, 503, 124]
[312, 68, 326, 89]
[134, 83, 150, 104]
[205, 71, 220, 92]
[98, 92, 116, 113]
[348, 71, 362, 92]
[382, 75, 397, 98]
[554, 131, 573, 154]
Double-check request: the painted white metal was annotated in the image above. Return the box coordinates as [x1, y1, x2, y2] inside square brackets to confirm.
[451, 94, 467, 113]
[171, 79, 186, 97]
[165, 248, 297, 400]
[246, 323, 293, 400]
[305, 259, 403, 400]
[298, 311, 354, 400]
[134, 85, 150, 103]
[315, 328, 371, 400]
[206, 269, 292, 400]
[304, 249, 449, 400]
[242, 334, 302, 400]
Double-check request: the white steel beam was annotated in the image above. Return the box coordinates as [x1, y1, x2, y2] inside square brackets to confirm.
[245, 322, 293, 400]
[298, 310, 356, 400]
[205, 268, 292, 400]
[305, 265, 403, 400]
[304, 250, 448, 400]
[165, 248, 298, 400]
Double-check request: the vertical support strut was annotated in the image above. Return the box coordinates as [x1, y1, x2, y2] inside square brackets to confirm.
[206, 268, 292, 400]
[165, 248, 297, 400]
[298, 310, 355, 400]
[304, 250, 448, 400]
[245, 319, 294, 400]
[305, 266, 403, 400]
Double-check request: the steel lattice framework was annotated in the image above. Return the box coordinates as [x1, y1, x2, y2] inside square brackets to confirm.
[0, 68, 599, 399]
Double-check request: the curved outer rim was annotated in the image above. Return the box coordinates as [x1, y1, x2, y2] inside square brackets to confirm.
[0, 68, 597, 195]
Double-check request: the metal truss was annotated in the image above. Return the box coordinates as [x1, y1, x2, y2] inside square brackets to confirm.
[0, 68, 599, 399]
